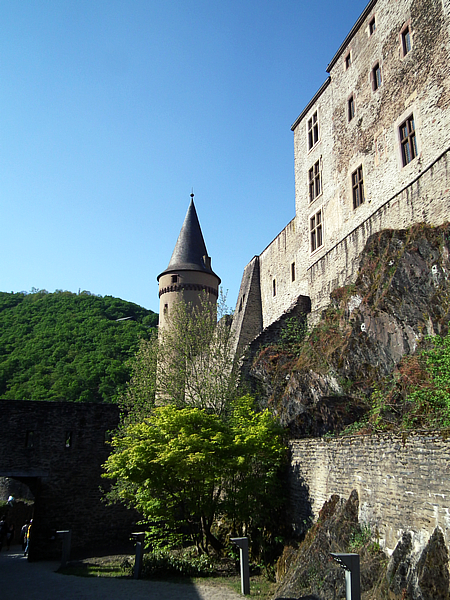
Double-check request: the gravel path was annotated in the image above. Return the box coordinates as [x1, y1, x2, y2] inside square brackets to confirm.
[0, 546, 243, 600]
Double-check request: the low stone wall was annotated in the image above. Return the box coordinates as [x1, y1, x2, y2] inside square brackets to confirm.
[290, 432, 450, 555]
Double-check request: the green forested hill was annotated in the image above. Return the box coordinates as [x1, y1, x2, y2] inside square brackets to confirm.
[0, 290, 158, 403]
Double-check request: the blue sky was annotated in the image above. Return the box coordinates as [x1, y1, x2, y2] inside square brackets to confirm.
[1, 0, 369, 314]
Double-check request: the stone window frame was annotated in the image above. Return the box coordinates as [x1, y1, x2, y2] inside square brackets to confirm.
[400, 20, 413, 59]
[371, 61, 382, 91]
[394, 105, 421, 170]
[351, 165, 365, 209]
[310, 209, 323, 254]
[272, 278, 277, 297]
[399, 114, 418, 167]
[369, 15, 376, 36]
[344, 50, 352, 71]
[348, 93, 356, 122]
[308, 158, 322, 203]
[291, 262, 296, 282]
[307, 110, 320, 151]
[171, 274, 178, 284]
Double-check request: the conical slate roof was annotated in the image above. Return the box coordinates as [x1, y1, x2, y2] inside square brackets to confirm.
[157, 198, 220, 282]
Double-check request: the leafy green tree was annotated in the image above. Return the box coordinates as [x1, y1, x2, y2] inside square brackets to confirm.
[103, 396, 287, 555]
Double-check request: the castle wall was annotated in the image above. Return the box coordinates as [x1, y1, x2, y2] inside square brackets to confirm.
[293, 0, 450, 314]
[257, 218, 309, 330]
[0, 400, 136, 560]
[231, 256, 263, 359]
[234, 0, 450, 346]
[308, 147, 450, 317]
[290, 432, 450, 556]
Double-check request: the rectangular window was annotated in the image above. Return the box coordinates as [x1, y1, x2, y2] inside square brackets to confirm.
[291, 262, 296, 282]
[310, 210, 323, 252]
[65, 431, 72, 448]
[307, 111, 319, 150]
[348, 95, 355, 121]
[345, 52, 351, 70]
[171, 275, 178, 284]
[272, 279, 276, 296]
[369, 17, 376, 35]
[372, 63, 382, 90]
[308, 160, 322, 202]
[402, 26, 411, 56]
[352, 166, 365, 209]
[400, 115, 418, 166]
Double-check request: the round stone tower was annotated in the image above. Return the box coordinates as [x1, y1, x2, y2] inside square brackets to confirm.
[157, 194, 221, 330]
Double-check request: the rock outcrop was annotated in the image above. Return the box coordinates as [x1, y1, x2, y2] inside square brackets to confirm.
[273, 491, 450, 600]
[250, 223, 450, 435]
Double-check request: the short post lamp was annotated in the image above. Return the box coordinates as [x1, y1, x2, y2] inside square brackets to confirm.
[131, 532, 145, 579]
[56, 530, 72, 568]
[230, 537, 250, 595]
[330, 553, 361, 600]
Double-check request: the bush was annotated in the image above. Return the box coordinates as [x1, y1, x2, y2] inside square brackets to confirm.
[141, 548, 215, 578]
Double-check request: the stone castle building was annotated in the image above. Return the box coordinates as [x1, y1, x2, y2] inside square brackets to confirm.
[232, 0, 450, 356]
[157, 193, 221, 330]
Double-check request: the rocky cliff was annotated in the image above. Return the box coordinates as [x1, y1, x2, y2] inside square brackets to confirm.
[249, 223, 450, 436]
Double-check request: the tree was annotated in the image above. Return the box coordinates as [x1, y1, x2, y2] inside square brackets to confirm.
[103, 396, 287, 555]
[119, 291, 239, 422]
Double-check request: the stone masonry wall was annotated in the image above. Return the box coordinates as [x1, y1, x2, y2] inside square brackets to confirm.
[0, 400, 137, 559]
[231, 256, 263, 359]
[290, 432, 450, 556]
[308, 147, 450, 318]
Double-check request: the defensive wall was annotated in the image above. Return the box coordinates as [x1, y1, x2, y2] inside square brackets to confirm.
[289, 432, 450, 556]
[0, 400, 136, 560]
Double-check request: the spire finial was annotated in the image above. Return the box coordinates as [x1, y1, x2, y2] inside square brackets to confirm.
[190, 188, 194, 202]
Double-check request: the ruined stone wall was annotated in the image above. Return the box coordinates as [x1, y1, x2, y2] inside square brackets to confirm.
[231, 256, 263, 359]
[290, 432, 450, 556]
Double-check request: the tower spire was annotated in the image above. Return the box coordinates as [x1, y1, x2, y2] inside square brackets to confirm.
[157, 196, 221, 330]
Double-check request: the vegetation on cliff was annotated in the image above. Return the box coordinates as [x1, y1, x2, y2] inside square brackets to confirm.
[251, 223, 450, 435]
[0, 289, 157, 403]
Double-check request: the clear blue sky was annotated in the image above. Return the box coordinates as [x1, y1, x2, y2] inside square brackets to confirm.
[1, 0, 369, 314]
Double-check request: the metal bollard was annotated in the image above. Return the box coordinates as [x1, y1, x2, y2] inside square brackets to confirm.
[131, 532, 145, 579]
[330, 553, 361, 600]
[230, 537, 250, 595]
[56, 530, 72, 568]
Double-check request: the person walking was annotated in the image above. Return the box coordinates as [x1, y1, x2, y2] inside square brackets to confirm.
[20, 521, 29, 551]
[24, 520, 32, 557]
